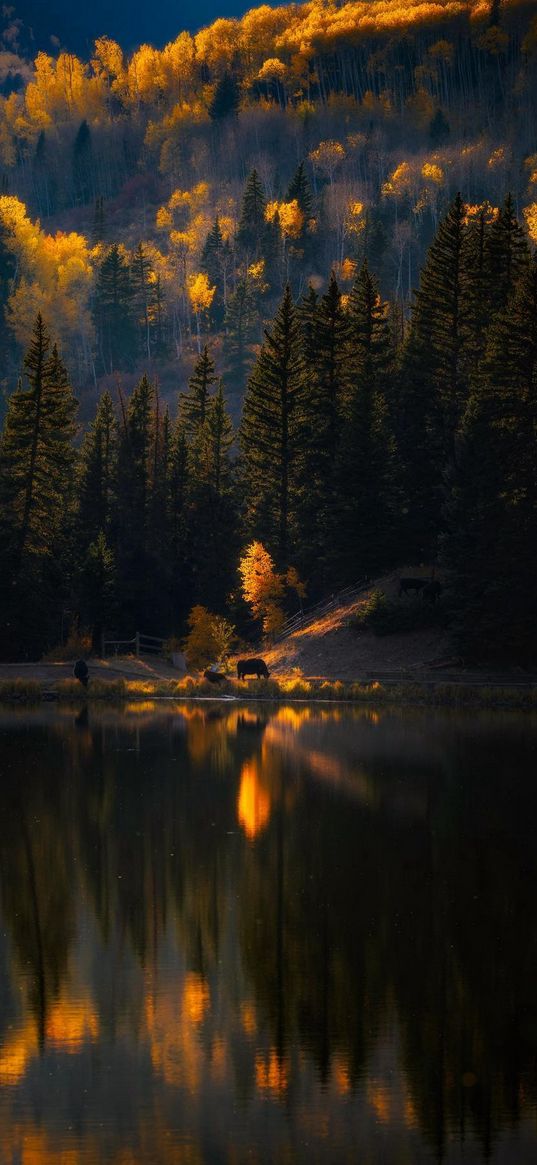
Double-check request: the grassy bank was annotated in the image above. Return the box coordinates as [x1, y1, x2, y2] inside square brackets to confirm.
[1, 674, 536, 709]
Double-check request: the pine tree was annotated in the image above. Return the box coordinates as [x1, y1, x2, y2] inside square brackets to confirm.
[0, 318, 77, 569]
[236, 169, 267, 257]
[201, 217, 232, 322]
[240, 286, 305, 565]
[295, 273, 349, 582]
[188, 383, 238, 610]
[223, 276, 260, 394]
[286, 161, 313, 219]
[442, 257, 537, 662]
[484, 193, 530, 317]
[77, 391, 118, 546]
[117, 373, 154, 554]
[72, 119, 93, 205]
[397, 194, 470, 561]
[77, 531, 118, 651]
[333, 265, 397, 581]
[0, 318, 77, 655]
[208, 72, 240, 120]
[179, 347, 218, 443]
[93, 244, 136, 373]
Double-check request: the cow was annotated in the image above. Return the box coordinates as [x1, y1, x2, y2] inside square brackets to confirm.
[237, 658, 270, 680]
[399, 577, 427, 598]
[203, 668, 226, 684]
[73, 659, 89, 688]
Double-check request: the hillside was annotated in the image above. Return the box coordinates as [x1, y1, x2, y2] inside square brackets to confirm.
[264, 575, 450, 680]
[1, 0, 536, 409]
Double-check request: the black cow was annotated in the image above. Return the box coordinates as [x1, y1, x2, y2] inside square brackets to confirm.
[399, 577, 427, 597]
[203, 668, 226, 684]
[237, 658, 270, 680]
[73, 659, 89, 688]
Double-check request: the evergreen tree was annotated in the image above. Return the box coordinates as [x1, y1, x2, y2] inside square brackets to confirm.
[295, 273, 349, 581]
[201, 217, 232, 323]
[442, 257, 537, 662]
[72, 119, 93, 205]
[236, 169, 267, 257]
[77, 391, 118, 546]
[286, 161, 313, 219]
[429, 108, 450, 146]
[93, 244, 136, 373]
[223, 276, 260, 394]
[484, 193, 530, 317]
[240, 286, 305, 565]
[208, 72, 240, 120]
[0, 317, 77, 655]
[188, 383, 238, 610]
[179, 347, 218, 442]
[397, 194, 470, 561]
[333, 265, 397, 581]
[77, 531, 118, 651]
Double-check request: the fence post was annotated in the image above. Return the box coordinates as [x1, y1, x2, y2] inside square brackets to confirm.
[135, 632, 140, 658]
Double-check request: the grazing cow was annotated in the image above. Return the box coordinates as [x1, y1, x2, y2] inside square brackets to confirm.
[73, 659, 89, 688]
[237, 658, 270, 680]
[203, 668, 226, 684]
[422, 580, 443, 604]
[399, 577, 427, 598]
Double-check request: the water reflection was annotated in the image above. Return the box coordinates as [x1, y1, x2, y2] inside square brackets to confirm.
[0, 702, 536, 1163]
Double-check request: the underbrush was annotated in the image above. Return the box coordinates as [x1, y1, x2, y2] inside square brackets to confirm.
[0, 674, 535, 710]
[352, 589, 447, 636]
[0, 678, 43, 702]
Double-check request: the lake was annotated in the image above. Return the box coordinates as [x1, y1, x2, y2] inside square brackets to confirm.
[0, 701, 536, 1164]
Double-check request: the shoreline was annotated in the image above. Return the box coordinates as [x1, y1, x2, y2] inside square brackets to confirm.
[1, 674, 536, 710]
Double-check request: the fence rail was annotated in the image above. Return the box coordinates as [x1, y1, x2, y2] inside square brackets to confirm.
[101, 632, 165, 658]
[273, 579, 369, 643]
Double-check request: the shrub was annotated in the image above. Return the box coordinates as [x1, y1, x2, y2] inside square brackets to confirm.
[183, 606, 235, 669]
[44, 627, 93, 661]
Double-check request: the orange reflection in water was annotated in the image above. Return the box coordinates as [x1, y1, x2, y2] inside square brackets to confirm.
[0, 996, 99, 1085]
[144, 972, 211, 1091]
[237, 759, 271, 840]
[255, 1049, 289, 1097]
[182, 972, 210, 1025]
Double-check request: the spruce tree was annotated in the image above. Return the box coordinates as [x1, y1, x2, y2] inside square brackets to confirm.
[201, 217, 232, 323]
[77, 390, 118, 546]
[0, 317, 77, 655]
[397, 193, 470, 561]
[93, 244, 136, 373]
[240, 285, 305, 565]
[188, 383, 238, 610]
[442, 257, 537, 662]
[77, 531, 119, 651]
[0, 318, 77, 569]
[179, 347, 218, 443]
[295, 273, 349, 582]
[236, 169, 267, 256]
[72, 119, 93, 205]
[208, 72, 240, 120]
[484, 193, 530, 317]
[334, 265, 397, 581]
[285, 161, 313, 219]
[223, 276, 261, 395]
[131, 242, 152, 361]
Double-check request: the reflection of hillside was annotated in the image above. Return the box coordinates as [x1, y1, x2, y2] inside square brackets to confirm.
[0, 708, 536, 1161]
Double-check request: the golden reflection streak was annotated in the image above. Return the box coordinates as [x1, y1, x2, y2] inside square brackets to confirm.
[255, 1049, 289, 1096]
[0, 996, 99, 1085]
[237, 759, 271, 840]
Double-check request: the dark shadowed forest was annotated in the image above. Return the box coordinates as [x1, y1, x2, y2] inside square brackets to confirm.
[0, 0, 536, 664]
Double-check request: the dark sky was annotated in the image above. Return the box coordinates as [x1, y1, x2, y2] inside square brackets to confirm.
[12, 0, 248, 52]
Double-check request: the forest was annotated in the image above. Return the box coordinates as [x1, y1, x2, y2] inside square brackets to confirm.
[0, 188, 535, 664]
[0, 0, 536, 664]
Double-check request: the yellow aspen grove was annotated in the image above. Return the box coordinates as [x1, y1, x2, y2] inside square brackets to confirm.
[188, 273, 216, 350]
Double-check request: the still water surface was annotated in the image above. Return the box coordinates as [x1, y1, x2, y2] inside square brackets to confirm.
[0, 701, 536, 1164]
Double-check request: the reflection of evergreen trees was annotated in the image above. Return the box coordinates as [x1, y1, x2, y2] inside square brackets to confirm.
[1, 708, 537, 1157]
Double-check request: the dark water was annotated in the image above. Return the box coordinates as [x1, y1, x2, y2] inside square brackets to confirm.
[0, 701, 536, 1164]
